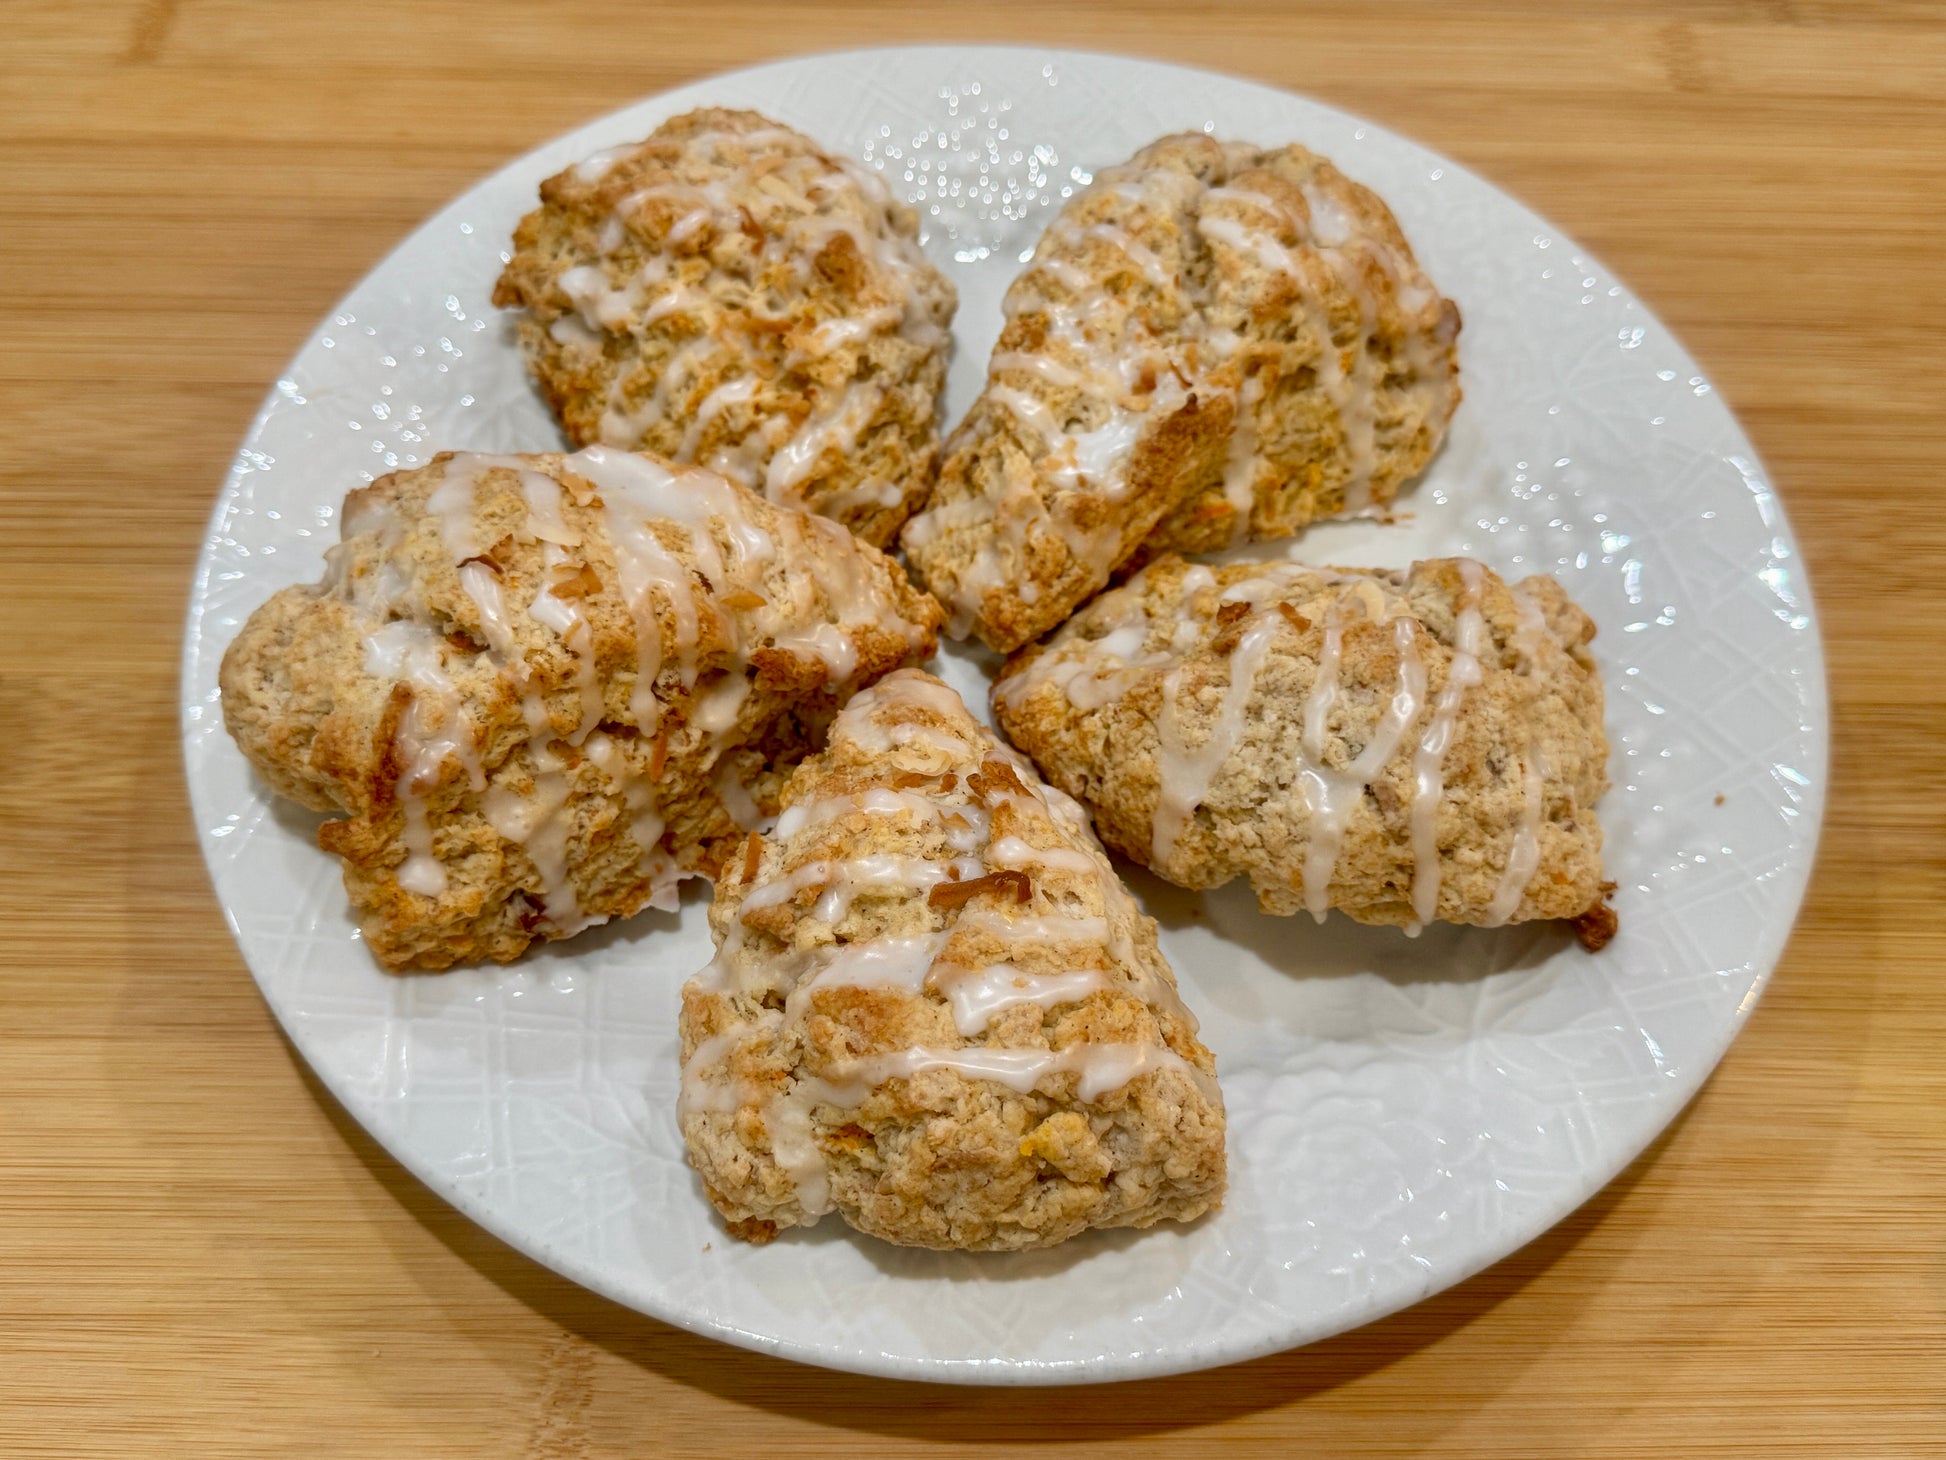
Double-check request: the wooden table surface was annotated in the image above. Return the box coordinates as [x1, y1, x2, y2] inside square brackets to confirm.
[5, 2, 1944, 1453]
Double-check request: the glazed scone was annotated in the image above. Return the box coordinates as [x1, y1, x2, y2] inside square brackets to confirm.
[900, 136, 1232, 653]
[679, 670, 1225, 1250]
[1140, 143, 1461, 560]
[993, 557, 1611, 941]
[219, 448, 941, 971]
[902, 133, 1460, 651]
[492, 109, 957, 548]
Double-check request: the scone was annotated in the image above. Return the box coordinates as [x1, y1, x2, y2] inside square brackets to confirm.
[902, 132, 1460, 651]
[993, 557, 1612, 943]
[492, 108, 957, 548]
[219, 447, 942, 971]
[679, 669, 1225, 1250]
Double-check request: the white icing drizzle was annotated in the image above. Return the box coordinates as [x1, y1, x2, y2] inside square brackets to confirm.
[526, 547, 603, 743]
[549, 314, 600, 348]
[897, 499, 986, 640]
[1217, 374, 1266, 542]
[1151, 597, 1283, 867]
[1296, 602, 1429, 921]
[571, 444, 932, 867]
[1409, 560, 1489, 925]
[792, 933, 952, 999]
[593, 476, 684, 731]
[559, 263, 639, 330]
[582, 729, 674, 904]
[1007, 553, 1548, 933]
[456, 559, 517, 658]
[935, 966, 1112, 1036]
[365, 621, 476, 897]
[517, 468, 583, 547]
[733, 853, 986, 928]
[572, 448, 751, 709]
[773, 788, 990, 854]
[763, 383, 884, 507]
[1001, 562, 1496, 923]
[1067, 221, 1174, 289]
[686, 1025, 1205, 1218]
[780, 515, 928, 683]
[761, 1092, 831, 1215]
[1050, 409, 1148, 497]
[690, 1033, 1200, 1223]
[1196, 193, 1374, 513]
[949, 911, 1111, 946]
[425, 450, 508, 560]
[411, 459, 597, 929]
[1196, 212, 1304, 277]
[1487, 750, 1546, 928]
[362, 462, 520, 901]
[811, 1041, 1198, 1105]
[640, 277, 714, 326]
[481, 770, 590, 934]
[678, 1015, 829, 1212]
[986, 835, 1100, 876]
[1201, 184, 1290, 218]
[711, 758, 769, 833]
[458, 553, 598, 925]
[988, 384, 1062, 440]
[573, 149, 622, 184]
[988, 350, 1083, 388]
[597, 332, 713, 447]
[677, 1028, 755, 1115]
[797, 305, 902, 360]
[835, 673, 984, 762]
[1299, 182, 1357, 247]
[678, 376, 758, 463]
[1274, 248, 1363, 510]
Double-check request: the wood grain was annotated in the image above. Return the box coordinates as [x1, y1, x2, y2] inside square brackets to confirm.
[3, 3, 1943, 1453]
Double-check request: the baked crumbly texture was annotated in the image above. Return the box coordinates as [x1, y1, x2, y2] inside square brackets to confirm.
[902, 132, 1461, 652]
[993, 557, 1611, 941]
[491, 108, 957, 548]
[219, 448, 941, 971]
[679, 669, 1225, 1250]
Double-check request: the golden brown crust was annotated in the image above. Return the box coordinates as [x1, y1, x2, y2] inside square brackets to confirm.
[679, 670, 1225, 1250]
[1137, 146, 1461, 559]
[219, 449, 941, 970]
[993, 557, 1609, 932]
[493, 109, 957, 548]
[1572, 886, 1620, 952]
[901, 133, 1460, 652]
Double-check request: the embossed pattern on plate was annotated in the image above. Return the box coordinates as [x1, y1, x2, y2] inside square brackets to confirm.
[181, 47, 1826, 1384]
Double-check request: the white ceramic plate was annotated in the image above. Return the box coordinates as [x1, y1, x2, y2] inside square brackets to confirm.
[182, 47, 1826, 1384]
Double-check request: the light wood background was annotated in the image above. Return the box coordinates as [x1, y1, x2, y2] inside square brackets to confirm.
[4, 2, 1943, 1454]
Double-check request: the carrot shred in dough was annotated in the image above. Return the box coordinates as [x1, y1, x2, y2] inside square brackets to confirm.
[927, 870, 1033, 908]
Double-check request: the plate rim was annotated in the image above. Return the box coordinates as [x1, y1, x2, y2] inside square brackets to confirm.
[180, 43, 1830, 1386]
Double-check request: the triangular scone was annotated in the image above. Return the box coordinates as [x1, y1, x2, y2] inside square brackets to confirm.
[219, 448, 941, 970]
[994, 557, 1613, 943]
[679, 670, 1224, 1250]
[1138, 142, 1461, 560]
[901, 133, 1459, 651]
[492, 109, 957, 549]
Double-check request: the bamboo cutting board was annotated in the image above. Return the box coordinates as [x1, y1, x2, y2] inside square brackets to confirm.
[2, 3, 1942, 1454]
